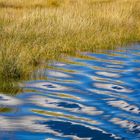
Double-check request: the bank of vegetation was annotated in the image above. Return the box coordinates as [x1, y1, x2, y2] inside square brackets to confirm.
[0, 0, 140, 79]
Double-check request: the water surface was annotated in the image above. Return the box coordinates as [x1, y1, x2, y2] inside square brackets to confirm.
[0, 44, 140, 140]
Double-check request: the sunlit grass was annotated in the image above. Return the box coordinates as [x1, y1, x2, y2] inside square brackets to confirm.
[0, 0, 140, 79]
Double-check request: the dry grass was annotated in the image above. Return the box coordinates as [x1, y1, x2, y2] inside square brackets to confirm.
[0, 0, 140, 79]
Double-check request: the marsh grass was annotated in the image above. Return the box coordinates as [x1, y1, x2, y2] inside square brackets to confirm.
[0, 0, 140, 79]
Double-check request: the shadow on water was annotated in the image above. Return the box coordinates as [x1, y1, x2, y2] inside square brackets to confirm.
[0, 43, 140, 140]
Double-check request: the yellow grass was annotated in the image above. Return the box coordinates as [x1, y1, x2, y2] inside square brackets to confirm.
[0, 0, 140, 79]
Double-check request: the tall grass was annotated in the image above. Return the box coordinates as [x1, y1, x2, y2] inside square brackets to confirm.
[0, 0, 140, 79]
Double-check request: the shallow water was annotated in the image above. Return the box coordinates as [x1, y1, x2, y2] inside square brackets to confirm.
[0, 44, 140, 140]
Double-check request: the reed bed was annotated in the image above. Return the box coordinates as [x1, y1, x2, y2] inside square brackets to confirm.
[0, 0, 140, 79]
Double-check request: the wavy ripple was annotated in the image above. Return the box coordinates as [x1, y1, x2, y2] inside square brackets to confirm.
[0, 44, 140, 140]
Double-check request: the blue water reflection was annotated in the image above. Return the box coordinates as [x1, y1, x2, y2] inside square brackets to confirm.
[0, 44, 140, 140]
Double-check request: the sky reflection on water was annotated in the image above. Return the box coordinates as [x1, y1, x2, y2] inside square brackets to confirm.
[0, 44, 140, 140]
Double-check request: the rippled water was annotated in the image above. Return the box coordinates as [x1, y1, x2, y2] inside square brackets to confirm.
[0, 44, 140, 140]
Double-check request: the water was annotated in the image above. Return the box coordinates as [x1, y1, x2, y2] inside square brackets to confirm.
[0, 44, 140, 140]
